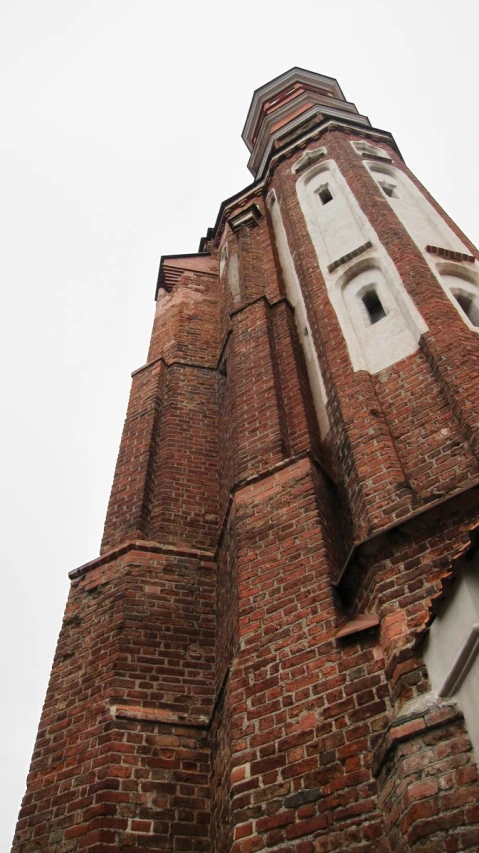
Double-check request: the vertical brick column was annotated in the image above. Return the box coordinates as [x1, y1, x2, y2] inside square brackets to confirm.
[237, 206, 282, 306]
[102, 361, 165, 552]
[230, 299, 286, 480]
[372, 353, 477, 501]
[150, 363, 219, 551]
[103, 269, 220, 554]
[216, 458, 391, 852]
[270, 300, 321, 458]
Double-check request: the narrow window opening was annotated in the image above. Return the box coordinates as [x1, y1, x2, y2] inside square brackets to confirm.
[454, 292, 479, 327]
[380, 182, 397, 199]
[318, 186, 333, 205]
[362, 290, 387, 324]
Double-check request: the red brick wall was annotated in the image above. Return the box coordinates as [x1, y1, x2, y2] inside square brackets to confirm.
[223, 459, 388, 852]
[372, 351, 477, 501]
[376, 708, 479, 853]
[12, 548, 215, 851]
[13, 109, 479, 853]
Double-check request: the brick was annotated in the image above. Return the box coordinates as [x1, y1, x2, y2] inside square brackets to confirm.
[11, 68, 479, 853]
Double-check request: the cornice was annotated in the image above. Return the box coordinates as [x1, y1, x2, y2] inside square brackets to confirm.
[242, 67, 345, 150]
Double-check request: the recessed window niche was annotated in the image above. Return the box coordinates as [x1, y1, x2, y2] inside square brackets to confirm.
[295, 158, 428, 375]
[340, 263, 420, 374]
[440, 268, 479, 330]
[454, 293, 479, 326]
[227, 252, 240, 306]
[297, 160, 369, 266]
[366, 161, 470, 256]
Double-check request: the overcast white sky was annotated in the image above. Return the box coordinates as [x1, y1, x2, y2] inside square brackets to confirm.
[1, 0, 478, 846]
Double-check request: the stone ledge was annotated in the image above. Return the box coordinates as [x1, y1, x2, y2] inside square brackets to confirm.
[335, 612, 380, 639]
[111, 704, 210, 728]
[132, 356, 217, 378]
[227, 203, 261, 232]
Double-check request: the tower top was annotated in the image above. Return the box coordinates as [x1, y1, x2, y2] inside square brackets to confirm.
[242, 66, 371, 178]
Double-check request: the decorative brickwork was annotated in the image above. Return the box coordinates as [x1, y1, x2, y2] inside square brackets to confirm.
[426, 245, 475, 264]
[11, 67, 479, 852]
[327, 240, 372, 273]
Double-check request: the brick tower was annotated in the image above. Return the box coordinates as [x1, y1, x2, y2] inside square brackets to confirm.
[12, 68, 479, 853]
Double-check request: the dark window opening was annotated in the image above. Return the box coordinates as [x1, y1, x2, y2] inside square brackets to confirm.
[318, 186, 333, 205]
[381, 184, 396, 198]
[218, 359, 228, 397]
[454, 292, 479, 327]
[362, 290, 386, 324]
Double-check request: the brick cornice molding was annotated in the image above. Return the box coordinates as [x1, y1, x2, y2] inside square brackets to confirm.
[262, 120, 402, 187]
[71, 450, 334, 583]
[69, 540, 215, 580]
[131, 354, 217, 378]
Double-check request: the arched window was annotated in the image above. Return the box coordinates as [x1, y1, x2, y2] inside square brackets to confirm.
[340, 263, 419, 374]
[453, 292, 479, 327]
[295, 158, 428, 374]
[440, 268, 479, 330]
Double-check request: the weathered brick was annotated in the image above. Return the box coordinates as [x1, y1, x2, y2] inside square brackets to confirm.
[11, 67, 479, 853]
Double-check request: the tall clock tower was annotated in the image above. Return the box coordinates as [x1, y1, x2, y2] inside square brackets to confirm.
[12, 68, 479, 853]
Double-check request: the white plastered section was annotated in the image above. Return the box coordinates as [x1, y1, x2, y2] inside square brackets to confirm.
[267, 190, 330, 438]
[364, 161, 479, 333]
[297, 159, 368, 266]
[227, 254, 241, 306]
[365, 161, 470, 255]
[340, 264, 422, 375]
[423, 553, 479, 761]
[220, 239, 241, 307]
[295, 159, 428, 374]
[219, 242, 228, 277]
